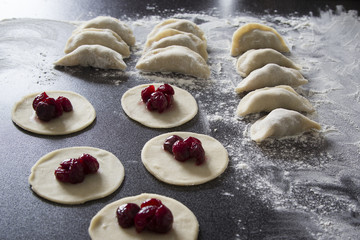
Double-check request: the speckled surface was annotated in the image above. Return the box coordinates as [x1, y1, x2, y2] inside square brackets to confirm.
[1, 2, 360, 240]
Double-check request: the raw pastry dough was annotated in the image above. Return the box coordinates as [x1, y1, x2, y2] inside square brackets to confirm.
[147, 18, 206, 43]
[64, 28, 130, 58]
[54, 44, 127, 70]
[121, 84, 198, 128]
[236, 48, 300, 77]
[235, 63, 308, 93]
[76, 16, 135, 46]
[141, 132, 229, 185]
[28, 147, 125, 204]
[231, 23, 289, 56]
[236, 85, 315, 117]
[136, 46, 210, 79]
[88, 193, 199, 240]
[144, 29, 208, 61]
[250, 108, 321, 142]
[12, 90, 96, 135]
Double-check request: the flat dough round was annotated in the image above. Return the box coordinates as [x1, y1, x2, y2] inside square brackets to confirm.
[141, 132, 229, 185]
[12, 90, 96, 135]
[121, 84, 198, 128]
[28, 146, 125, 205]
[88, 193, 199, 240]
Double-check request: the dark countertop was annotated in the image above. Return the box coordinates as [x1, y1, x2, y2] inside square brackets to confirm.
[1, 1, 360, 240]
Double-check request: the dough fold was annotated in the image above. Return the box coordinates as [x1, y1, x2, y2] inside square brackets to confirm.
[231, 23, 289, 56]
[236, 48, 300, 77]
[235, 63, 308, 93]
[236, 85, 315, 116]
[64, 28, 130, 58]
[136, 45, 210, 79]
[250, 108, 321, 142]
[55, 44, 127, 70]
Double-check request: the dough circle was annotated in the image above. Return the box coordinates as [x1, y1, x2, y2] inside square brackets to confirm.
[88, 193, 199, 240]
[28, 146, 125, 205]
[12, 90, 96, 135]
[121, 84, 198, 128]
[141, 132, 229, 185]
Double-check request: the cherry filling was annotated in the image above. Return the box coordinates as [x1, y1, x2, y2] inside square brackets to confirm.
[54, 153, 99, 184]
[32, 92, 73, 121]
[163, 135, 206, 165]
[117, 203, 141, 228]
[116, 198, 173, 234]
[141, 84, 174, 113]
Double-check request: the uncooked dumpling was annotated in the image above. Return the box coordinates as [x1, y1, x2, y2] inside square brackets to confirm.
[236, 48, 300, 77]
[231, 23, 289, 56]
[235, 63, 308, 93]
[88, 193, 199, 240]
[250, 108, 321, 142]
[136, 45, 210, 79]
[12, 90, 96, 135]
[236, 85, 315, 116]
[54, 44, 126, 70]
[76, 16, 135, 46]
[141, 132, 229, 186]
[144, 29, 208, 61]
[121, 83, 198, 128]
[28, 146, 125, 204]
[147, 18, 206, 43]
[64, 28, 130, 58]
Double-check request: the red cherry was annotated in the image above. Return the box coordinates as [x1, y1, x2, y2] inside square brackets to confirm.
[141, 85, 155, 103]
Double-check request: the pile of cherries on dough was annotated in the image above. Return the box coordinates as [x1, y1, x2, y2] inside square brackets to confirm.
[164, 135, 206, 165]
[33, 92, 73, 121]
[117, 198, 174, 234]
[141, 84, 174, 113]
[54, 153, 100, 184]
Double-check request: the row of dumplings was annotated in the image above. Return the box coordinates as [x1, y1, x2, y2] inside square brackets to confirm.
[231, 23, 321, 142]
[54, 17, 211, 79]
[55, 16, 135, 70]
[135, 18, 210, 79]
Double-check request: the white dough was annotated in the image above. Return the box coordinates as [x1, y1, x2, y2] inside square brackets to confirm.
[28, 147, 125, 205]
[64, 28, 130, 58]
[236, 85, 315, 117]
[88, 193, 199, 240]
[147, 18, 206, 43]
[141, 132, 229, 186]
[11, 91, 96, 135]
[136, 45, 210, 79]
[121, 84, 198, 128]
[235, 63, 308, 93]
[54, 44, 127, 70]
[144, 29, 208, 61]
[250, 108, 321, 142]
[236, 48, 300, 77]
[231, 23, 289, 56]
[75, 16, 135, 46]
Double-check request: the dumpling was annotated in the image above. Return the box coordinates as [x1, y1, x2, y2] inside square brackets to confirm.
[250, 108, 321, 142]
[235, 63, 308, 93]
[146, 18, 206, 43]
[136, 45, 210, 79]
[75, 16, 135, 46]
[54, 44, 126, 70]
[236, 48, 300, 77]
[231, 23, 289, 56]
[236, 85, 314, 116]
[144, 29, 208, 61]
[64, 28, 130, 58]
